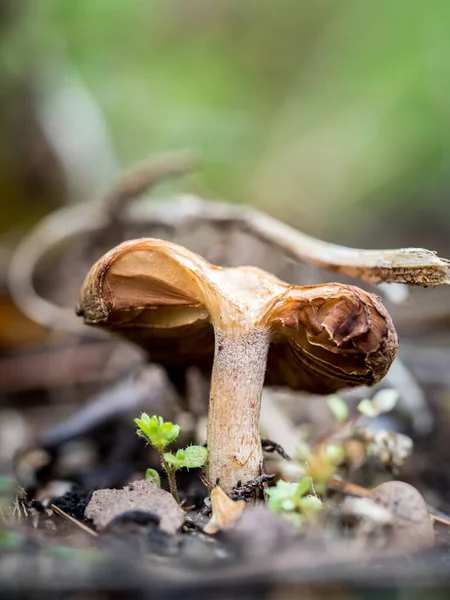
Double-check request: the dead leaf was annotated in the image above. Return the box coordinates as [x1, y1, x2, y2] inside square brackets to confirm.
[203, 486, 246, 534]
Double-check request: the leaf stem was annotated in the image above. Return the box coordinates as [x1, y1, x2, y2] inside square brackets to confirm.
[162, 457, 180, 504]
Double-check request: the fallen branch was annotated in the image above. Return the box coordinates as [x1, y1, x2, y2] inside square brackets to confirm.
[7, 152, 196, 332]
[51, 503, 98, 537]
[8, 165, 450, 334]
[241, 207, 450, 286]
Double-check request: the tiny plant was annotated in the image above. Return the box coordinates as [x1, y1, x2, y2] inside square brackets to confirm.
[144, 468, 161, 487]
[283, 388, 404, 488]
[270, 388, 409, 525]
[265, 478, 323, 527]
[135, 414, 207, 503]
[135, 414, 180, 452]
[326, 394, 349, 423]
[356, 388, 399, 419]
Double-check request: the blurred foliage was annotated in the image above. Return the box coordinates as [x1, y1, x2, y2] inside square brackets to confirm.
[1, 0, 450, 237]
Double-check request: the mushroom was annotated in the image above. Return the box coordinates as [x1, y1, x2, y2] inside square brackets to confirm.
[77, 238, 398, 492]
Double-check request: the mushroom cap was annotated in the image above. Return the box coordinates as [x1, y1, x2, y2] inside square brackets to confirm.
[77, 238, 398, 393]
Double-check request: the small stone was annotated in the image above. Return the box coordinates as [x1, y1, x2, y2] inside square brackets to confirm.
[85, 480, 185, 535]
[368, 480, 435, 553]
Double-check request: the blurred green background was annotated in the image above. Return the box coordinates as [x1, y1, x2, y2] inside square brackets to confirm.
[1, 0, 450, 248]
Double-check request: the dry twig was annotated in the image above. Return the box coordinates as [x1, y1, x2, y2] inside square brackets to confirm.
[51, 503, 98, 537]
[7, 157, 450, 335]
[8, 152, 196, 332]
[327, 476, 450, 527]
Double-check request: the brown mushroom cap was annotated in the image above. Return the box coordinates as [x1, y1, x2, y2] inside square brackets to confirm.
[77, 238, 398, 393]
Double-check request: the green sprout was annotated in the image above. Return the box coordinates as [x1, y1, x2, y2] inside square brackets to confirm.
[135, 414, 207, 503]
[135, 414, 180, 452]
[357, 389, 399, 419]
[273, 387, 404, 523]
[326, 394, 349, 423]
[163, 446, 208, 470]
[145, 468, 161, 487]
[265, 478, 323, 527]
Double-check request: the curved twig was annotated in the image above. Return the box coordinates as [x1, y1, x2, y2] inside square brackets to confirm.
[241, 207, 450, 287]
[8, 175, 450, 334]
[7, 152, 197, 332]
[128, 197, 450, 286]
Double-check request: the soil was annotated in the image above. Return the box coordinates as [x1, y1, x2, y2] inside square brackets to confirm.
[3, 327, 450, 598]
[2, 396, 450, 600]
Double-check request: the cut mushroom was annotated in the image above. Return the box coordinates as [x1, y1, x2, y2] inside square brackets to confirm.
[77, 239, 398, 492]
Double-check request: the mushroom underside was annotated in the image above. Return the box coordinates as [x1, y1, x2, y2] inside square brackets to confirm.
[89, 307, 393, 393]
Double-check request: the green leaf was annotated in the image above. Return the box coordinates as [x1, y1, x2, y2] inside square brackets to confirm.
[298, 495, 323, 515]
[265, 480, 300, 513]
[294, 477, 311, 499]
[357, 398, 379, 419]
[265, 479, 299, 498]
[324, 443, 345, 465]
[145, 468, 161, 487]
[134, 414, 180, 452]
[326, 394, 349, 423]
[163, 446, 208, 470]
[265, 479, 322, 517]
[182, 446, 208, 468]
[163, 451, 183, 470]
[159, 422, 181, 445]
[357, 390, 399, 419]
[280, 497, 296, 511]
[372, 389, 399, 414]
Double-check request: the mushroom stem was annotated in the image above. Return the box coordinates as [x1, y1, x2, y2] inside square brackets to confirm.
[206, 326, 271, 492]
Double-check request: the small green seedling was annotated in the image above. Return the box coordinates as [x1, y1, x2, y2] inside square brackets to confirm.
[135, 414, 180, 452]
[326, 394, 349, 423]
[163, 446, 208, 470]
[144, 468, 161, 487]
[274, 387, 405, 522]
[135, 413, 207, 503]
[265, 478, 323, 527]
[357, 389, 399, 419]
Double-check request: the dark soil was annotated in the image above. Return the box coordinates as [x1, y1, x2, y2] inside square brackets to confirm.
[51, 488, 95, 521]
